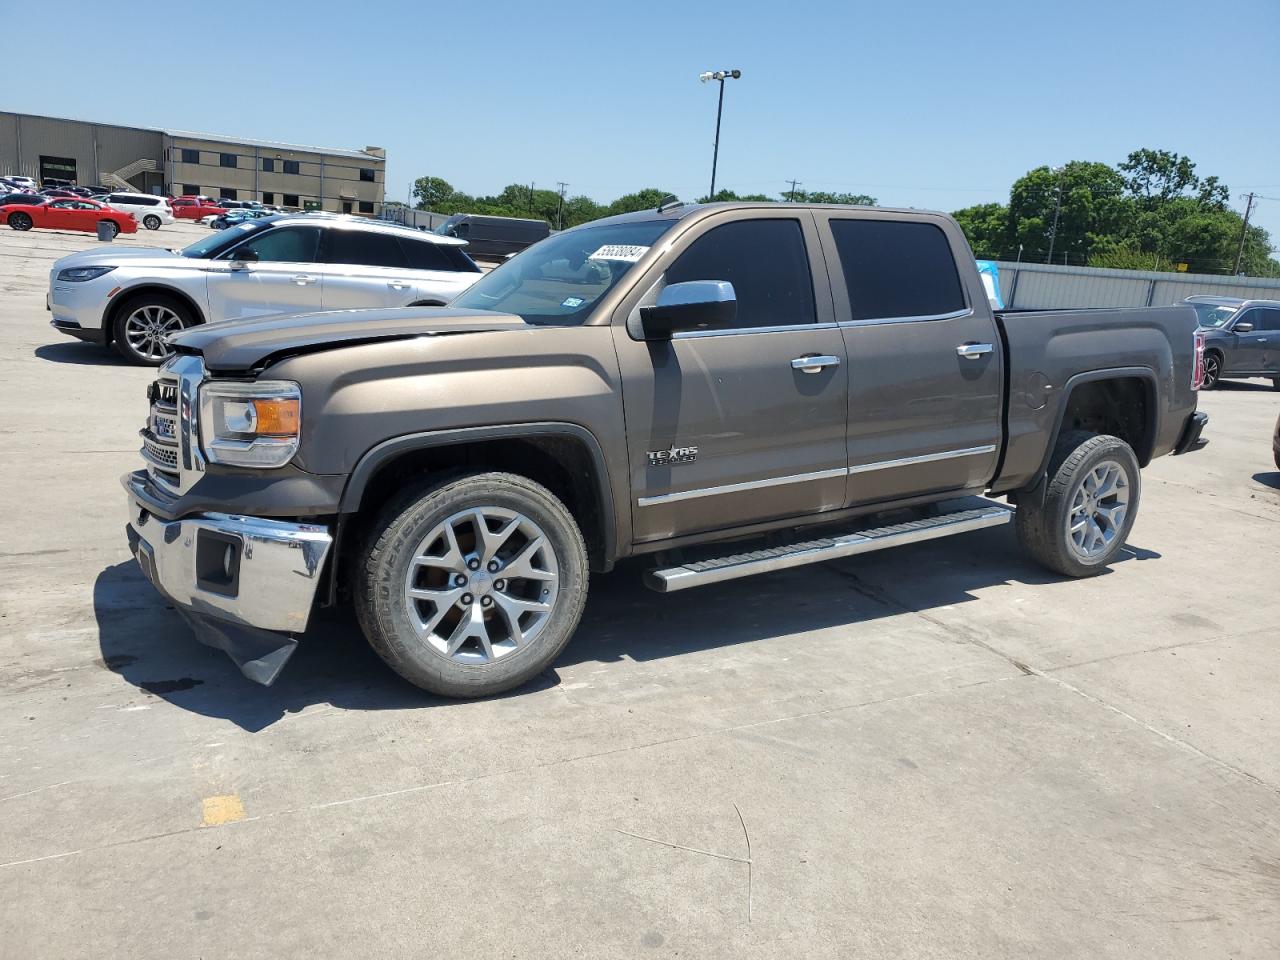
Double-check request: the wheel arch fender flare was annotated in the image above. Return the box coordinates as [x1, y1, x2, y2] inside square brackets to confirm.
[339, 422, 618, 564]
[103, 284, 205, 343]
[1021, 365, 1159, 508]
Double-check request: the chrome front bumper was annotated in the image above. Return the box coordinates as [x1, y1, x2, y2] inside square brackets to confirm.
[123, 474, 333, 682]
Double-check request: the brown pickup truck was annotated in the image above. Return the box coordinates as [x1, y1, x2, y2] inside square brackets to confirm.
[123, 202, 1208, 697]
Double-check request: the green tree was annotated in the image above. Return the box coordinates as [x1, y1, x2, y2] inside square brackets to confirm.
[951, 202, 1009, 259]
[606, 189, 676, 216]
[1006, 162, 1133, 264]
[793, 190, 877, 206]
[412, 176, 455, 211]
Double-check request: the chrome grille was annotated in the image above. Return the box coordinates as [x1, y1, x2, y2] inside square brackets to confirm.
[142, 371, 182, 494]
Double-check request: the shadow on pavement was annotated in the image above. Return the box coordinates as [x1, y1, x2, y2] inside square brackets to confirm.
[95, 524, 1159, 731]
[35, 342, 128, 366]
[1252, 471, 1280, 491]
[1210, 379, 1275, 392]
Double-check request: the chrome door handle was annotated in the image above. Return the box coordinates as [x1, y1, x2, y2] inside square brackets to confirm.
[292, 274, 316, 285]
[956, 343, 993, 359]
[389, 280, 410, 289]
[791, 355, 841, 373]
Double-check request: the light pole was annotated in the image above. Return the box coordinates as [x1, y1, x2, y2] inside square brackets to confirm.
[700, 69, 741, 201]
[1045, 165, 1064, 265]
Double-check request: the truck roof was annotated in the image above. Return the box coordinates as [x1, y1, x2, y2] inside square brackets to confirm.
[587, 200, 939, 230]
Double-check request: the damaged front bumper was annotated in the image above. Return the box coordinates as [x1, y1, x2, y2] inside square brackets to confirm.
[123, 473, 333, 685]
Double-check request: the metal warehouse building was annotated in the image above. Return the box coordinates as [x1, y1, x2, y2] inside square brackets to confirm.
[0, 111, 386, 215]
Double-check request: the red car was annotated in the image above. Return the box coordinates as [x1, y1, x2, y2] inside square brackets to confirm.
[4, 198, 137, 237]
[171, 197, 228, 220]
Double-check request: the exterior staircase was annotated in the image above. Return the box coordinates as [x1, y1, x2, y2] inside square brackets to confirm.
[103, 158, 158, 192]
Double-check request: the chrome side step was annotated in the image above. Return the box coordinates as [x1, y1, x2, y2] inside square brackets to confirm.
[644, 504, 1013, 593]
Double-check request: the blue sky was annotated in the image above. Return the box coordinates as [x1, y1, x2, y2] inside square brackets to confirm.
[6, 0, 1280, 247]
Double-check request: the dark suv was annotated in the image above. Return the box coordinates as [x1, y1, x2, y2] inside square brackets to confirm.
[1185, 297, 1280, 390]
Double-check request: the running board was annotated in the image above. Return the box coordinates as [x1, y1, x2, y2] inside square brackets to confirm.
[644, 504, 1013, 593]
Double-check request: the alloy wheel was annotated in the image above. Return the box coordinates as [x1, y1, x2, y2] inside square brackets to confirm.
[403, 507, 559, 664]
[1065, 459, 1129, 561]
[1202, 354, 1220, 388]
[123, 305, 183, 362]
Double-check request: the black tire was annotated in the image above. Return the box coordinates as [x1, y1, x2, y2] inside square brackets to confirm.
[1016, 432, 1141, 578]
[111, 292, 195, 366]
[142, 214, 161, 230]
[1201, 351, 1222, 389]
[8, 212, 32, 231]
[355, 471, 589, 698]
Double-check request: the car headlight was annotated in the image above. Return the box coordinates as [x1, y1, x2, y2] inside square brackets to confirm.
[57, 265, 116, 282]
[198, 380, 301, 468]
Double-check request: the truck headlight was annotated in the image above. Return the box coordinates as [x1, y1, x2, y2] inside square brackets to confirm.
[57, 265, 116, 282]
[198, 381, 301, 468]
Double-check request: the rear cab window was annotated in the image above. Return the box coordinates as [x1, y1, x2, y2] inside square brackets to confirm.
[827, 218, 966, 322]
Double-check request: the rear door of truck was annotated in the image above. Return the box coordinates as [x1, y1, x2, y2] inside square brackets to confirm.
[814, 212, 1004, 505]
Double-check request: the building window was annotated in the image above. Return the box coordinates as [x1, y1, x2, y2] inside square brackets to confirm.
[262, 158, 274, 173]
[219, 153, 237, 168]
[182, 184, 200, 196]
[360, 168, 376, 182]
[283, 160, 300, 175]
[220, 188, 237, 201]
[262, 192, 275, 204]
[180, 148, 200, 164]
[283, 193, 299, 207]
[359, 200, 374, 214]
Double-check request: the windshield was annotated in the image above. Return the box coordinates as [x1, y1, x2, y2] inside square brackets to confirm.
[1190, 302, 1239, 328]
[449, 220, 673, 325]
[179, 219, 271, 258]
[433, 216, 462, 236]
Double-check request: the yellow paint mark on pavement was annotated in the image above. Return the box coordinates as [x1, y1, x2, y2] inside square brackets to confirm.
[202, 794, 245, 826]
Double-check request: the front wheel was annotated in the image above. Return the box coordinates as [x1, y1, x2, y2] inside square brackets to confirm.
[142, 214, 161, 230]
[1016, 432, 1141, 578]
[355, 471, 589, 698]
[8, 212, 32, 231]
[1201, 352, 1222, 389]
[112, 293, 194, 365]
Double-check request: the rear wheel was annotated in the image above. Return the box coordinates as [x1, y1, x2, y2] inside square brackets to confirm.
[1201, 352, 1222, 389]
[112, 293, 194, 366]
[1016, 432, 1141, 578]
[7, 212, 32, 231]
[356, 471, 589, 698]
[142, 214, 161, 230]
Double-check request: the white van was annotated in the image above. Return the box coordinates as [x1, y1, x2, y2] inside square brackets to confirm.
[102, 193, 174, 231]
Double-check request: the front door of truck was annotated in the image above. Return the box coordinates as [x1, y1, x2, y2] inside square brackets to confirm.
[206, 224, 324, 321]
[613, 212, 849, 543]
[816, 213, 1003, 506]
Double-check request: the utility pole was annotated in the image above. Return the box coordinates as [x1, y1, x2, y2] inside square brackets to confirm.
[786, 179, 802, 202]
[1046, 166, 1064, 265]
[1233, 192, 1256, 275]
[556, 181, 568, 230]
[699, 69, 741, 201]
[528, 181, 535, 215]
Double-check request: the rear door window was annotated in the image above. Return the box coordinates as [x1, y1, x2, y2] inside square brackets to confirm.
[1254, 308, 1280, 332]
[326, 229, 409, 269]
[829, 219, 966, 322]
[665, 218, 816, 329]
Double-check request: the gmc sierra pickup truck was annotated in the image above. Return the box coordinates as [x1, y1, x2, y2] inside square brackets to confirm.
[123, 202, 1208, 697]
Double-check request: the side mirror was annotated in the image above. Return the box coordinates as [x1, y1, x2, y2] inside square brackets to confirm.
[1233, 321, 1253, 333]
[230, 248, 258, 269]
[639, 281, 737, 340]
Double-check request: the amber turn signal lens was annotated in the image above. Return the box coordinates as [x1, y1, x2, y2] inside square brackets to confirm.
[251, 398, 300, 436]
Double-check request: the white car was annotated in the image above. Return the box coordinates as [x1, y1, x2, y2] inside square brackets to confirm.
[48, 214, 485, 364]
[4, 175, 39, 192]
[101, 192, 174, 230]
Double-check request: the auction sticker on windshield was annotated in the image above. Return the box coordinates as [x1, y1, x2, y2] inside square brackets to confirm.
[588, 244, 649, 262]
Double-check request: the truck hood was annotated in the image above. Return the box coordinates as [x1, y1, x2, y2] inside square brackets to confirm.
[169, 307, 529, 372]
